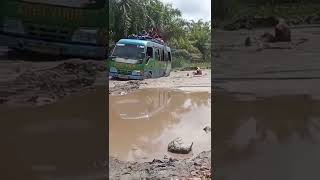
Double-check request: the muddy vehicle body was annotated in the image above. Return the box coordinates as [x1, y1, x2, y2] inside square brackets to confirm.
[0, 0, 108, 59]
[108, 38, 172, 80]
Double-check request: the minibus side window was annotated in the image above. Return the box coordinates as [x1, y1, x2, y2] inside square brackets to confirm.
[161, 49, 165, 61]
[155, 49, 160, 61]
[146, 47, 153, 58]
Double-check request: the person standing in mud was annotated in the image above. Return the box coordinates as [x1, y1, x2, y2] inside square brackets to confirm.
[275, 18, 291, 42]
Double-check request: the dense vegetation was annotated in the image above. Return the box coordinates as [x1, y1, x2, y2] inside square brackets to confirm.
[109, 0, 211, 68]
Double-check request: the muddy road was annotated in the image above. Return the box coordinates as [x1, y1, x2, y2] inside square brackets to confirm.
[213, 26, 320, 180]
[213, 26, 320, 99]
[0, 88, 108, 179]
[109, 74, 212, 179]
[0, 47, 108, 179]
[109, 69, 211, 96]
[214, 91, 320, 180]
[0, 47, 212, 179]
[110, 89, 211, 162]
[109, 88, 211, 179]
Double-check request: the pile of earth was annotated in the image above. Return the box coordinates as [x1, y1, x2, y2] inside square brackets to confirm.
[0, 60, 106, 106]
[109, 80, 147, 96]
[108, 151, 212, 180]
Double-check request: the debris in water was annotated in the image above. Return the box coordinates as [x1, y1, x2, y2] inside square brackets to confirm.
[203, 126, 211, 133]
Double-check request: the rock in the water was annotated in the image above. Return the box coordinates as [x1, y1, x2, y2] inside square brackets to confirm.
[168, 137, 193, 154]
[203, 126, 211, 133]
[274, 18, 291, 42]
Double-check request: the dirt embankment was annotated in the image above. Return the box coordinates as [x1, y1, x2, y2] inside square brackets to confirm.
[0, 59, 106, 106]
[108, 151, 211, 180]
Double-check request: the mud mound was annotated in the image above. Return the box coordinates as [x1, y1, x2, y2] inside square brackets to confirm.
[108, 151, 211, 179]
[0, 60, 106, 106]
[109, 80, 146, 95]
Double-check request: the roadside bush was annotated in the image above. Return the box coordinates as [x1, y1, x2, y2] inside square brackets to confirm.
[171, 57, 186, 69]
[172, 49, 192, 61]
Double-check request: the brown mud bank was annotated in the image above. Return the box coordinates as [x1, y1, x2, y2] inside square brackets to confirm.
[109, 70, 211, 96]
[0, 59, 106, 106]
[109, 151, 211, 180]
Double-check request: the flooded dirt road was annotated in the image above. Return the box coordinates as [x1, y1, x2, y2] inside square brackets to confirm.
[0, 47, 212, 179]
[0, 87, 107, 180]
[214, 92, 320, 180]
[109, 88, 211, 179]
[213, 26, 320, 180]
[0, 47, 109, 179]
[109, 88, 211, 162]
[108, 68, 212, 179]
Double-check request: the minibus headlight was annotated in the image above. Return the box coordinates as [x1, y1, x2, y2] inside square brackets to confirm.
[110, 67, 117, 73]
[132, 70, 142, 75]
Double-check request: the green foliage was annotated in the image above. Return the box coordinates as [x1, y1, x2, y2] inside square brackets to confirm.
[172, 49, 192, 61]
[171, 57, 186, 69]
[109, 0, 211, 62]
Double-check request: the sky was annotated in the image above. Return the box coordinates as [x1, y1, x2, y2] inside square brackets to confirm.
[160, 0, 211, 22]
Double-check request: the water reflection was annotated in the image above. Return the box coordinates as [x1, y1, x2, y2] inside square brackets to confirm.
[214, 92, 320, 180]
[109, 89, 211, 162]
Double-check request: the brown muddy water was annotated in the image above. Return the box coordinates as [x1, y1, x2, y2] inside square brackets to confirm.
[0, 87, 107, 180]
[214, 92, 320, 180]
[109, 88, 211, 162]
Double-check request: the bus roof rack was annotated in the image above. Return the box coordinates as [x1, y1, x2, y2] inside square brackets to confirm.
[127, 35, 166, 45]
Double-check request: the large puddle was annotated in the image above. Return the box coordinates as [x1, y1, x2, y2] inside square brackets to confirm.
[214, 92, 320, 180]
[0, 87, 107, 179]
[109, 88, 211, 162]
